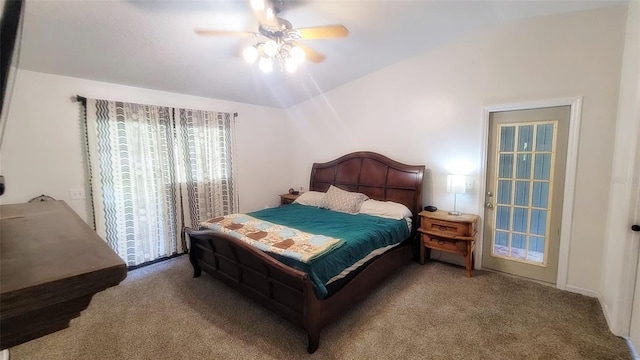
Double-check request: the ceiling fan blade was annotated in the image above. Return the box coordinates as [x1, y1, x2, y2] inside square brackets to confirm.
[293, 42, 325, 63]
[297, 25, 349, 40]
[247, 0, 281, 28]
[195, 29, 257, 38]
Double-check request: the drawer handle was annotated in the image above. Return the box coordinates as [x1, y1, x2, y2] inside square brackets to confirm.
[438, 240, 445, 245]
[438, 226, 449, 231]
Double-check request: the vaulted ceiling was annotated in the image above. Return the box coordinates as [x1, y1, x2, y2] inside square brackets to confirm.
[18, 0, 626, 108]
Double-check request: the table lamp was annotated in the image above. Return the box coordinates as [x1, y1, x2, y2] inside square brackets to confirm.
[447, 174, 466, 215]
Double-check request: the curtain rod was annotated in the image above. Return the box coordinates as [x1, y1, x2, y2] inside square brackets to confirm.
[74, 95, 238, 118]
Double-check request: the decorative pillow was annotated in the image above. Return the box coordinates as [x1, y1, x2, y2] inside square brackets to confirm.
[358, 199, 412, 220]
[293, 191, 326, 207]
[322, 185, 369, 214]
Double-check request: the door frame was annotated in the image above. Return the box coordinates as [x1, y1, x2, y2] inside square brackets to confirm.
[477, 96, 583, 291]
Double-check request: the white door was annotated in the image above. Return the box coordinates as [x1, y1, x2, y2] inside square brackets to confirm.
[482, 106, 570, 284]
[628, 135, 640, 349]
[631, 233, 640, 353]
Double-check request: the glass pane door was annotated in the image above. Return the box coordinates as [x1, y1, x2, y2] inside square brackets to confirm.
[491, 122, 557, 266]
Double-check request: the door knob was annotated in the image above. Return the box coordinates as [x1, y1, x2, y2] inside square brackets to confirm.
[485, 202, 494, 209]
[632, 225, 640, 232]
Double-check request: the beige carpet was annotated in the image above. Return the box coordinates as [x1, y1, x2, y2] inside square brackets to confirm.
[11, 256, 631, 359]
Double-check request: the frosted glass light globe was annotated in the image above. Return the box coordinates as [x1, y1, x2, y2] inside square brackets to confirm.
[290, 46, 305, 64]
[263, 40, 278, 57]
[242, 46, 258, 63]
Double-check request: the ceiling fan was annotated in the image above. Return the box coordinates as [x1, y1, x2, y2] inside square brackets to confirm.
[195, 0, 348, 73]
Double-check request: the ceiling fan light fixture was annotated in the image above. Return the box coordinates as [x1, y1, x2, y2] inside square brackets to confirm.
[195, 1, 347, 74]
[263, 40, 278, 57]
[243, 45, 259, 63]
[290, 45, 305, 64]
[259, 57, 274, 73]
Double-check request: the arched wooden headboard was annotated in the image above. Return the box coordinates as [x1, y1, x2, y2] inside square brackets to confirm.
[309, 151, 425, 228]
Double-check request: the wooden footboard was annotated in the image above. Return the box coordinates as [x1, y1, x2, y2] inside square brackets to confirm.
[184, 151, 423, 353]
[185, 228, 313, 330]
[185, 227, 413, 353]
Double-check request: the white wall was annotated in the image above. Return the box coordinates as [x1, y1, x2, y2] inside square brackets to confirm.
[600, 0, 640, 337]
[0, 70, 290, 222]
[0, 5, 629, 302]
[285, 6, 626, 294]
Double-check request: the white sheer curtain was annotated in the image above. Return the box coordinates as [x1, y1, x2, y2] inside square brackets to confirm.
[84, 99, 237, 267]
[176, 108, 239, 228]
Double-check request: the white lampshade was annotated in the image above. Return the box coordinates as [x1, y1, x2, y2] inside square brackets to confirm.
[447, 175, 467, 194]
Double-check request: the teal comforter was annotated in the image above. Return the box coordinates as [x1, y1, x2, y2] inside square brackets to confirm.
[248, 204, 410, 299]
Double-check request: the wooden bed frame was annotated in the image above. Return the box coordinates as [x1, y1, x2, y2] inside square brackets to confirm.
[185, 151, 424, 353]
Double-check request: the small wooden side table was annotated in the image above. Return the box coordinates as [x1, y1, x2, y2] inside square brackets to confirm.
[280, 193, 302, 205]
[418, 210, 479, 277]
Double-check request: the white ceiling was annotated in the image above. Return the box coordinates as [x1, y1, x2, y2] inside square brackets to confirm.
[18, 0, 626, 108]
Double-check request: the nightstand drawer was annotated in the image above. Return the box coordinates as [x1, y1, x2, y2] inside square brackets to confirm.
[418, 210, 479, 277]
[281, 197, 296, 205]
[423, 218, 474, 237]
[422, 234, 468, 254]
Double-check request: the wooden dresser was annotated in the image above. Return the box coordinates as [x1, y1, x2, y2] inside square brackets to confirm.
[418, 210, 479, 277]
[0, 201, 127, 349]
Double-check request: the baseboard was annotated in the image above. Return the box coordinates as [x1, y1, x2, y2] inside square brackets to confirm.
[599, 297, 636, 358]
[599, 295, 616, 331]
[564, 284, 599, 298]
[627, 337, 640, 359]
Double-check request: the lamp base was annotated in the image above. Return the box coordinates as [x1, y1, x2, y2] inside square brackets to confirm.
[448, 211, 463, 216]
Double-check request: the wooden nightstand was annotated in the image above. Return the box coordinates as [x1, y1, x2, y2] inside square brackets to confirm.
[280, 193, 301, 205]
[418, 210, 479, 277]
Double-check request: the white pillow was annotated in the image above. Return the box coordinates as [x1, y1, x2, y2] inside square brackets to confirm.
[358, 199, 412, 220]
[293, 191, 326, 207]
[322, 185, 369, 214]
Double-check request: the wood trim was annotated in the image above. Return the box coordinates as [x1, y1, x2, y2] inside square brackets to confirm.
[478, 97, 583, 290]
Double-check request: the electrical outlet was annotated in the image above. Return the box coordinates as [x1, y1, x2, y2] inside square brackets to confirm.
[69, 188, 85, 200]
[465, 178, 474, 191]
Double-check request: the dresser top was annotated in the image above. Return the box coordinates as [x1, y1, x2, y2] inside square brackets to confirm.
[0, 200, 127, 349]
[1, 200, 126, 294]
[419, 210, 478, 223]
